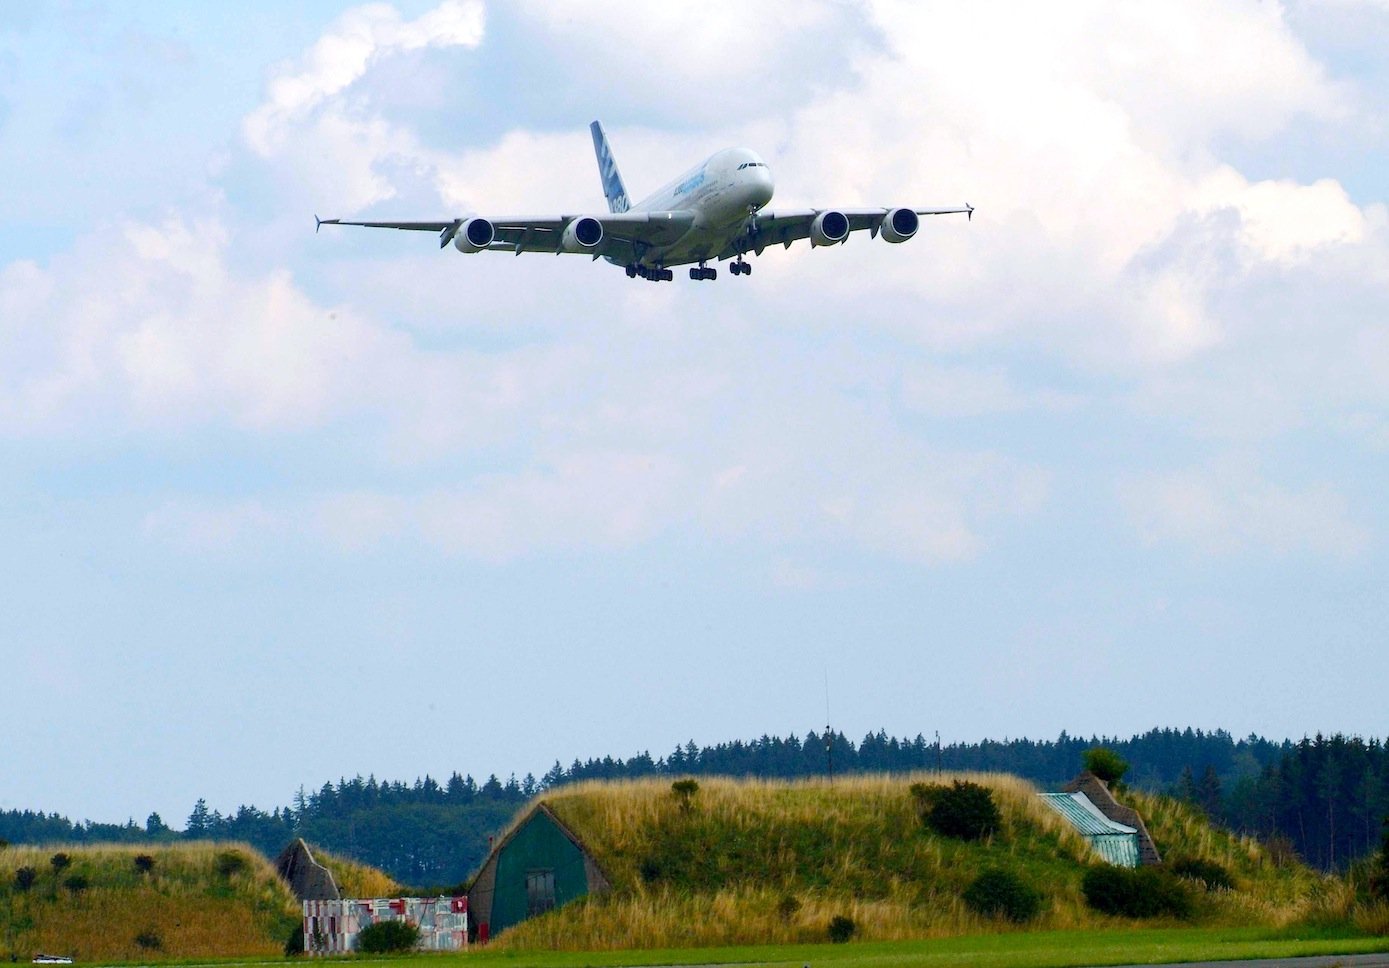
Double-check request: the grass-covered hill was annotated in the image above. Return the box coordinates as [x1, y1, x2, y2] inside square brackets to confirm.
[495, 773, 1341, 951]
[1, 842, 300, 962]
[312, 845, 402, 898]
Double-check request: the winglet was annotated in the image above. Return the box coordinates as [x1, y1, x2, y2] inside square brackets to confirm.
[314, 215, 322, 233]
[967, 203, 974, 222]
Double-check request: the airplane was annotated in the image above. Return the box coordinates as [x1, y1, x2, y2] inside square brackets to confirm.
[316, 120, 972, 282]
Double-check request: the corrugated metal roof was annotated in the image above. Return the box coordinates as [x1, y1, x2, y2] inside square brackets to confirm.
[1040, 792, 1140, 868]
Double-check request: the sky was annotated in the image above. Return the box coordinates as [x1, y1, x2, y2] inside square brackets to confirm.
[2, 0, 1387, 828]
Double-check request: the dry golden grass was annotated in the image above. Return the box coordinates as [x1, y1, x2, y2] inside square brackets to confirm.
[1124, 789, 1334, 925]
[0, 841, 299, 961]
[313, 847, 401, 898]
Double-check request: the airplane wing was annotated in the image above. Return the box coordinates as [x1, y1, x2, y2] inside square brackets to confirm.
[316, 211, 696, 264]
[717, 205, 972, 260]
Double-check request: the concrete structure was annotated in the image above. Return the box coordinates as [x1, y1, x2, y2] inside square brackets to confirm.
[275, 839, 341, 901]
[467, 803, 610, 941]
[303, 896, 467, 955]
[1051, 771, 1162, 866]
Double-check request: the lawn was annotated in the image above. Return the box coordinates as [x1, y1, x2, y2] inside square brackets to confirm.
[101, 926, 1389, 968]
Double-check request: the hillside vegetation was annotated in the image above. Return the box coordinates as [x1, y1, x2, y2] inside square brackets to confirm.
[1, 842, 299, 961]
[495, 773, 1339, 951]
[314, 846, 402, 898]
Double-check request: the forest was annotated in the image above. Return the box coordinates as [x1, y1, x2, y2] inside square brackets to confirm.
[3, 727, 1384, 886]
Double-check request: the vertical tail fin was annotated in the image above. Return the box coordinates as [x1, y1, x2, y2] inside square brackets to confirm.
[590, 120, 630, 214]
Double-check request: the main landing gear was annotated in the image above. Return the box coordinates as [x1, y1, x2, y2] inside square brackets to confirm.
[627, 264, 674, 282]
[729, 258, 752, 276]
[689, 262, 717, 281]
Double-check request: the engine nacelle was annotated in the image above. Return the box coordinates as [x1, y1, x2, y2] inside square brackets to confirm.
[452, 217, 495, 253]
[880, 207, 919, 244]
[561, 216, 604, 252]
[809, 210, 850, 247]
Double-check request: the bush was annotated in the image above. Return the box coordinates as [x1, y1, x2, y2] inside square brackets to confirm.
[134, 929, 162, 951]
[671, 779, 700, 812]
[215, 850, 248, 877]
[14, 866, 37, 891]
[1082, 747, 1130, 785]
[1169, 856, 1234, 892]
[827, 914, 856, 943]
[49, 853, 71, 874]
[134, 854, 156, 875]
[284, 923, 305, 957]
[357, 920, 420, 954]
[1082, 865, 1194, 919]
[912, 780, 1001, 841]
[62, 873, 89, 894]
[963, 868, 1043, 923]
[776, 894, 802, 923]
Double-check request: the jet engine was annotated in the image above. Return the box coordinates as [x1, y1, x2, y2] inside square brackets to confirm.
[809, 210, 850, 247]
[452, 218, 495, 253]
[880, 207, 919, 244]
[561, 216, 604, 252]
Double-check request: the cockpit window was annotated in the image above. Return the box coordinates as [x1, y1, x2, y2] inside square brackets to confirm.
[737, 162, 768, 170]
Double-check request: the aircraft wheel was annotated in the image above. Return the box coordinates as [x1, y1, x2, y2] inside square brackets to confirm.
[689, 268, 700, 281]
[626, 265, 637, 278]
[707, 268, 717, 280]
[743, 262, 752, 276]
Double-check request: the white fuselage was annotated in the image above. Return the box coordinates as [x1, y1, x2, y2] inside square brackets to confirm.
[623, 148, 774, 267]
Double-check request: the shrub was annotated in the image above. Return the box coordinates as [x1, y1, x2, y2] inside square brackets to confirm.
[63, 873, 89, 894]
[1082, 865, 1194, 919]
[284, 923, 305, 957]
[134, 929, 162, 950]
[1082, 747, 1130, 786]
[1169, 856, 1234, 892]
[671, 779, 700, 812]
[14, 866, 37, 891]
[827, 914, 856, 943]
[776, 894, 802, 923]
[912, 780, 1001, 841]
[215, 850, 248, 877]
[963, 868, 1043, 923]
[357, 920, 420, 954]
[134, 854, 156, 875]
[49, 853, 71, 874]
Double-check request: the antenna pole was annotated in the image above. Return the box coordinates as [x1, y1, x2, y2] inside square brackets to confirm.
[824, 670, 834, 784]
[935, 730, 943, 773]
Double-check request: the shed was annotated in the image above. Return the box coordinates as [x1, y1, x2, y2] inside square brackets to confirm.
[467, 802, 610, 940]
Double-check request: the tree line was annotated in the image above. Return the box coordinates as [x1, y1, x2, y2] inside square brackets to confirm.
[2, 727, 1384, 884]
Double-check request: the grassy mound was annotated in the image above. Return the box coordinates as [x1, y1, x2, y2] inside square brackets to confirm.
[313, 846, 402, 898]
[491, 773, 1331, 951]
[1, 842, 299, 961]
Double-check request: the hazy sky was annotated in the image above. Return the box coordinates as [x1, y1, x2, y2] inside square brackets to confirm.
[3, 0, 1387, 827]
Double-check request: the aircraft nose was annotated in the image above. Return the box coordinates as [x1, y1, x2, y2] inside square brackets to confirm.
[748, 166, 773, 208]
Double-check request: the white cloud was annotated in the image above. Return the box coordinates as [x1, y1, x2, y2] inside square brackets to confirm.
[243, 0, 484, 210]
[1120, 466, 1368, 558]
[244, 0, 484, 155]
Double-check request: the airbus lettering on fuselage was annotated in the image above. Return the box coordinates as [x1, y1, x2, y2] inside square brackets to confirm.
[317, 121, 972, 282]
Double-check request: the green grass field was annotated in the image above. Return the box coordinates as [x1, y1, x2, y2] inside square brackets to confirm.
[86, 925, 1389, 968]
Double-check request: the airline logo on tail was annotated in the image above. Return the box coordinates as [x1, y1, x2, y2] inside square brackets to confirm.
[590, 120, 630, 214]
